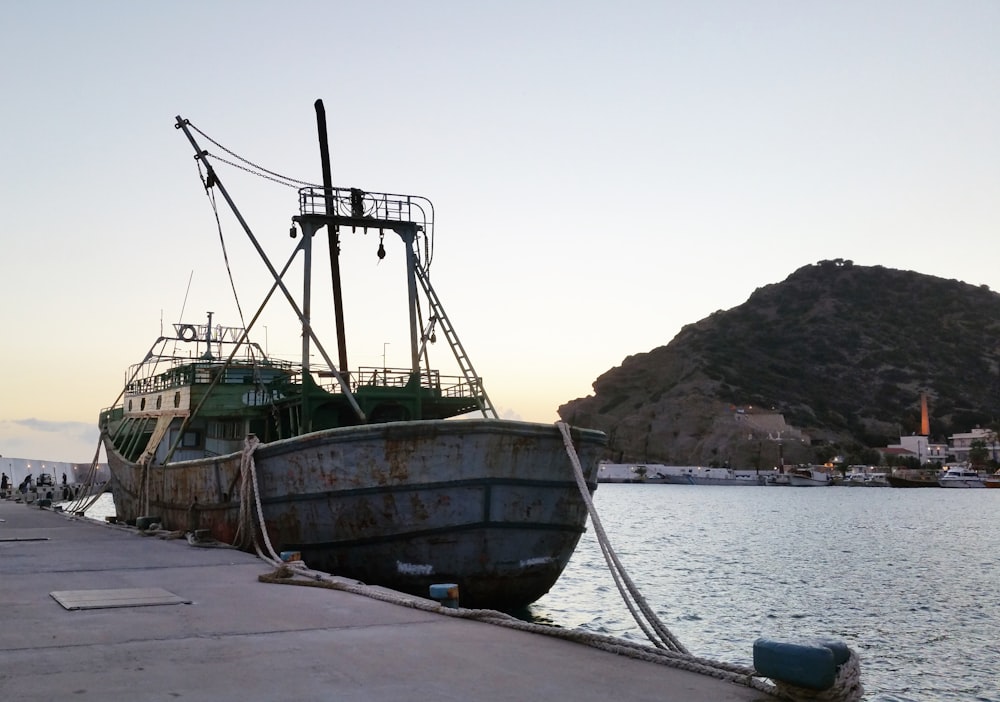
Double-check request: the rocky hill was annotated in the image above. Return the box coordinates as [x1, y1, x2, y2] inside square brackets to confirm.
[559, 260, 1000, 468]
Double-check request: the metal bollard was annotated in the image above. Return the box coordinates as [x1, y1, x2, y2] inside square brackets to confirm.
[429, 583, 460, 608]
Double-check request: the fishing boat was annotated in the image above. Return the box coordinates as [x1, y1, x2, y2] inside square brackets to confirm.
[786, 465, 832, 487]
[765, 471, 791, 486]
[841, 470, 868, 486]
[862, 472, 889, 487]
[886, 468, 940, 488]
[97, 104, 607, 610]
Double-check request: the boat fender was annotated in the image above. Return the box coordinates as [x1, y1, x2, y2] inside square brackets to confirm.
[753, 638, 848, 690]
[429, 583, 460, 609]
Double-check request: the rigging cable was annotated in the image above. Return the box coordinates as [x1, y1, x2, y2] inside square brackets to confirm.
[197, 159, 249, 332]
[189, 122, 318, 189]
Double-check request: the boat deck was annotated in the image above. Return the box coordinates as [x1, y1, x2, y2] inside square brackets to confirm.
[0, 497, 773, 701]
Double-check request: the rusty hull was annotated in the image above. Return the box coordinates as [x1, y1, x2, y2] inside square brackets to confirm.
[104, 419, 606, 610]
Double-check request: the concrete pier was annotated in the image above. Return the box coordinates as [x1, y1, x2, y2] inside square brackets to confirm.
[0, 498, 774, 701]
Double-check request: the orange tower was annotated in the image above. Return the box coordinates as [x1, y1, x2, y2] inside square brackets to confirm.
[920, 393, 930, 436]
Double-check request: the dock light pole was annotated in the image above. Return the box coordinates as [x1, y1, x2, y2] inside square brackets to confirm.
[382, 342, 390, 383]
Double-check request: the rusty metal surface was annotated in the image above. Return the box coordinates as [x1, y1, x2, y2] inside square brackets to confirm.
[104, 420, 606, 609]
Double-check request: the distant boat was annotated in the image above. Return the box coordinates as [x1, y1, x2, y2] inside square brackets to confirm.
[886, 468, 940, 488]
[597, 463, 672, 483]
[840, 471, 890, 487]
[765, 472, 791, 486]
[682, 467, 765, 486]
[841, 471, 868, 486]
[596, 464, 763, 485]
[786, 465, 833, 487]
[863, 472, 890, 487]
[97, 105, 607, 610]
[937, 465, 985, 488]
[985, 473, 1000, 489]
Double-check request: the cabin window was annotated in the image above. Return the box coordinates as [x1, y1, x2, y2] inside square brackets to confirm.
[128, 399, 133, 411]
[174, 392, 181, 408]
[221, 370, 253, 384]
[181, 430, 201, 448]
[140, 397, 146, 410]
[208, 421, 244, 441]
[155, 395, 162, 410]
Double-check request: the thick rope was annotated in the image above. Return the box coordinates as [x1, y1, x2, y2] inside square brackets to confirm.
[234, 435, 306, 572]
[771, 652, 864, 702]
[233, 436, 258, 549]
[556, 421, 689, 653]
[553, 421, 862, 702]
[62, 439, 106, 514]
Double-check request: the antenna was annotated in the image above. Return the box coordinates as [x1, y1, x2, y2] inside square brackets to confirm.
[171, 270, 195, 355]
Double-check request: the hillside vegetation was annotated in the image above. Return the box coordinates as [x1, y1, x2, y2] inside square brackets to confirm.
[559, 261, 1000, 467]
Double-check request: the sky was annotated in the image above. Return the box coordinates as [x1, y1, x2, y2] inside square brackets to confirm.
[1, 1, 998, 464]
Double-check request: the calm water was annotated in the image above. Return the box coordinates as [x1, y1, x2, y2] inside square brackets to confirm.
[85, 486, 999, 700]
[529, 484, 1000, 702]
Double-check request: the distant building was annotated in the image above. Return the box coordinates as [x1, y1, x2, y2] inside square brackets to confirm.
[732, 406, 808, 442]
[882, 435, 947, 464]
[949, 427, 998, 464]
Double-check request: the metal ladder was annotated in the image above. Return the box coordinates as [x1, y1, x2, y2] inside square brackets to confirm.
[414, 264, 498, 419]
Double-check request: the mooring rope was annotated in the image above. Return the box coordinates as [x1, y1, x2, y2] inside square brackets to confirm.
[234, 435, 308, 572]
[61, 439, 106, 515]
[235, 435, 278, 559]
[555, 421, 863, 702]
[771, 654, 864, 702]
[556, 422, 689, 653]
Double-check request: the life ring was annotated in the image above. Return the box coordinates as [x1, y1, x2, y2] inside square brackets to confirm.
[178, 324, 197, 342]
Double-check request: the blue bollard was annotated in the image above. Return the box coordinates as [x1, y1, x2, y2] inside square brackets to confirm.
[753, 638, 850, 690]
[429, 583, 460, 608]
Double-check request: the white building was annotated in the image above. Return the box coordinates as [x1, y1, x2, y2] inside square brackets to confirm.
[883, 435, 947, 464]
[948, 427, 999, 464]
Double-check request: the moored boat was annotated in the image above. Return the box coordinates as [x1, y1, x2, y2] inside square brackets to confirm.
[682, 467, 765, 486]
[886, 468, 940, 488]
[765, 472, 791, 486]
[937, 465, 985, 488]
[597, 463, 677, 483]
[97, 105, 607, 610]
[596, 464, 764, 485]
[787, 465, 833, 487]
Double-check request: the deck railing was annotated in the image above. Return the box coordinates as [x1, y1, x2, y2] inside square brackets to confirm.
[297, 186, 433, 238]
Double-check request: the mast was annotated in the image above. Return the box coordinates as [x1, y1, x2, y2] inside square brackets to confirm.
[315, 100, 350, 377]
[174, 114, 366, 424]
